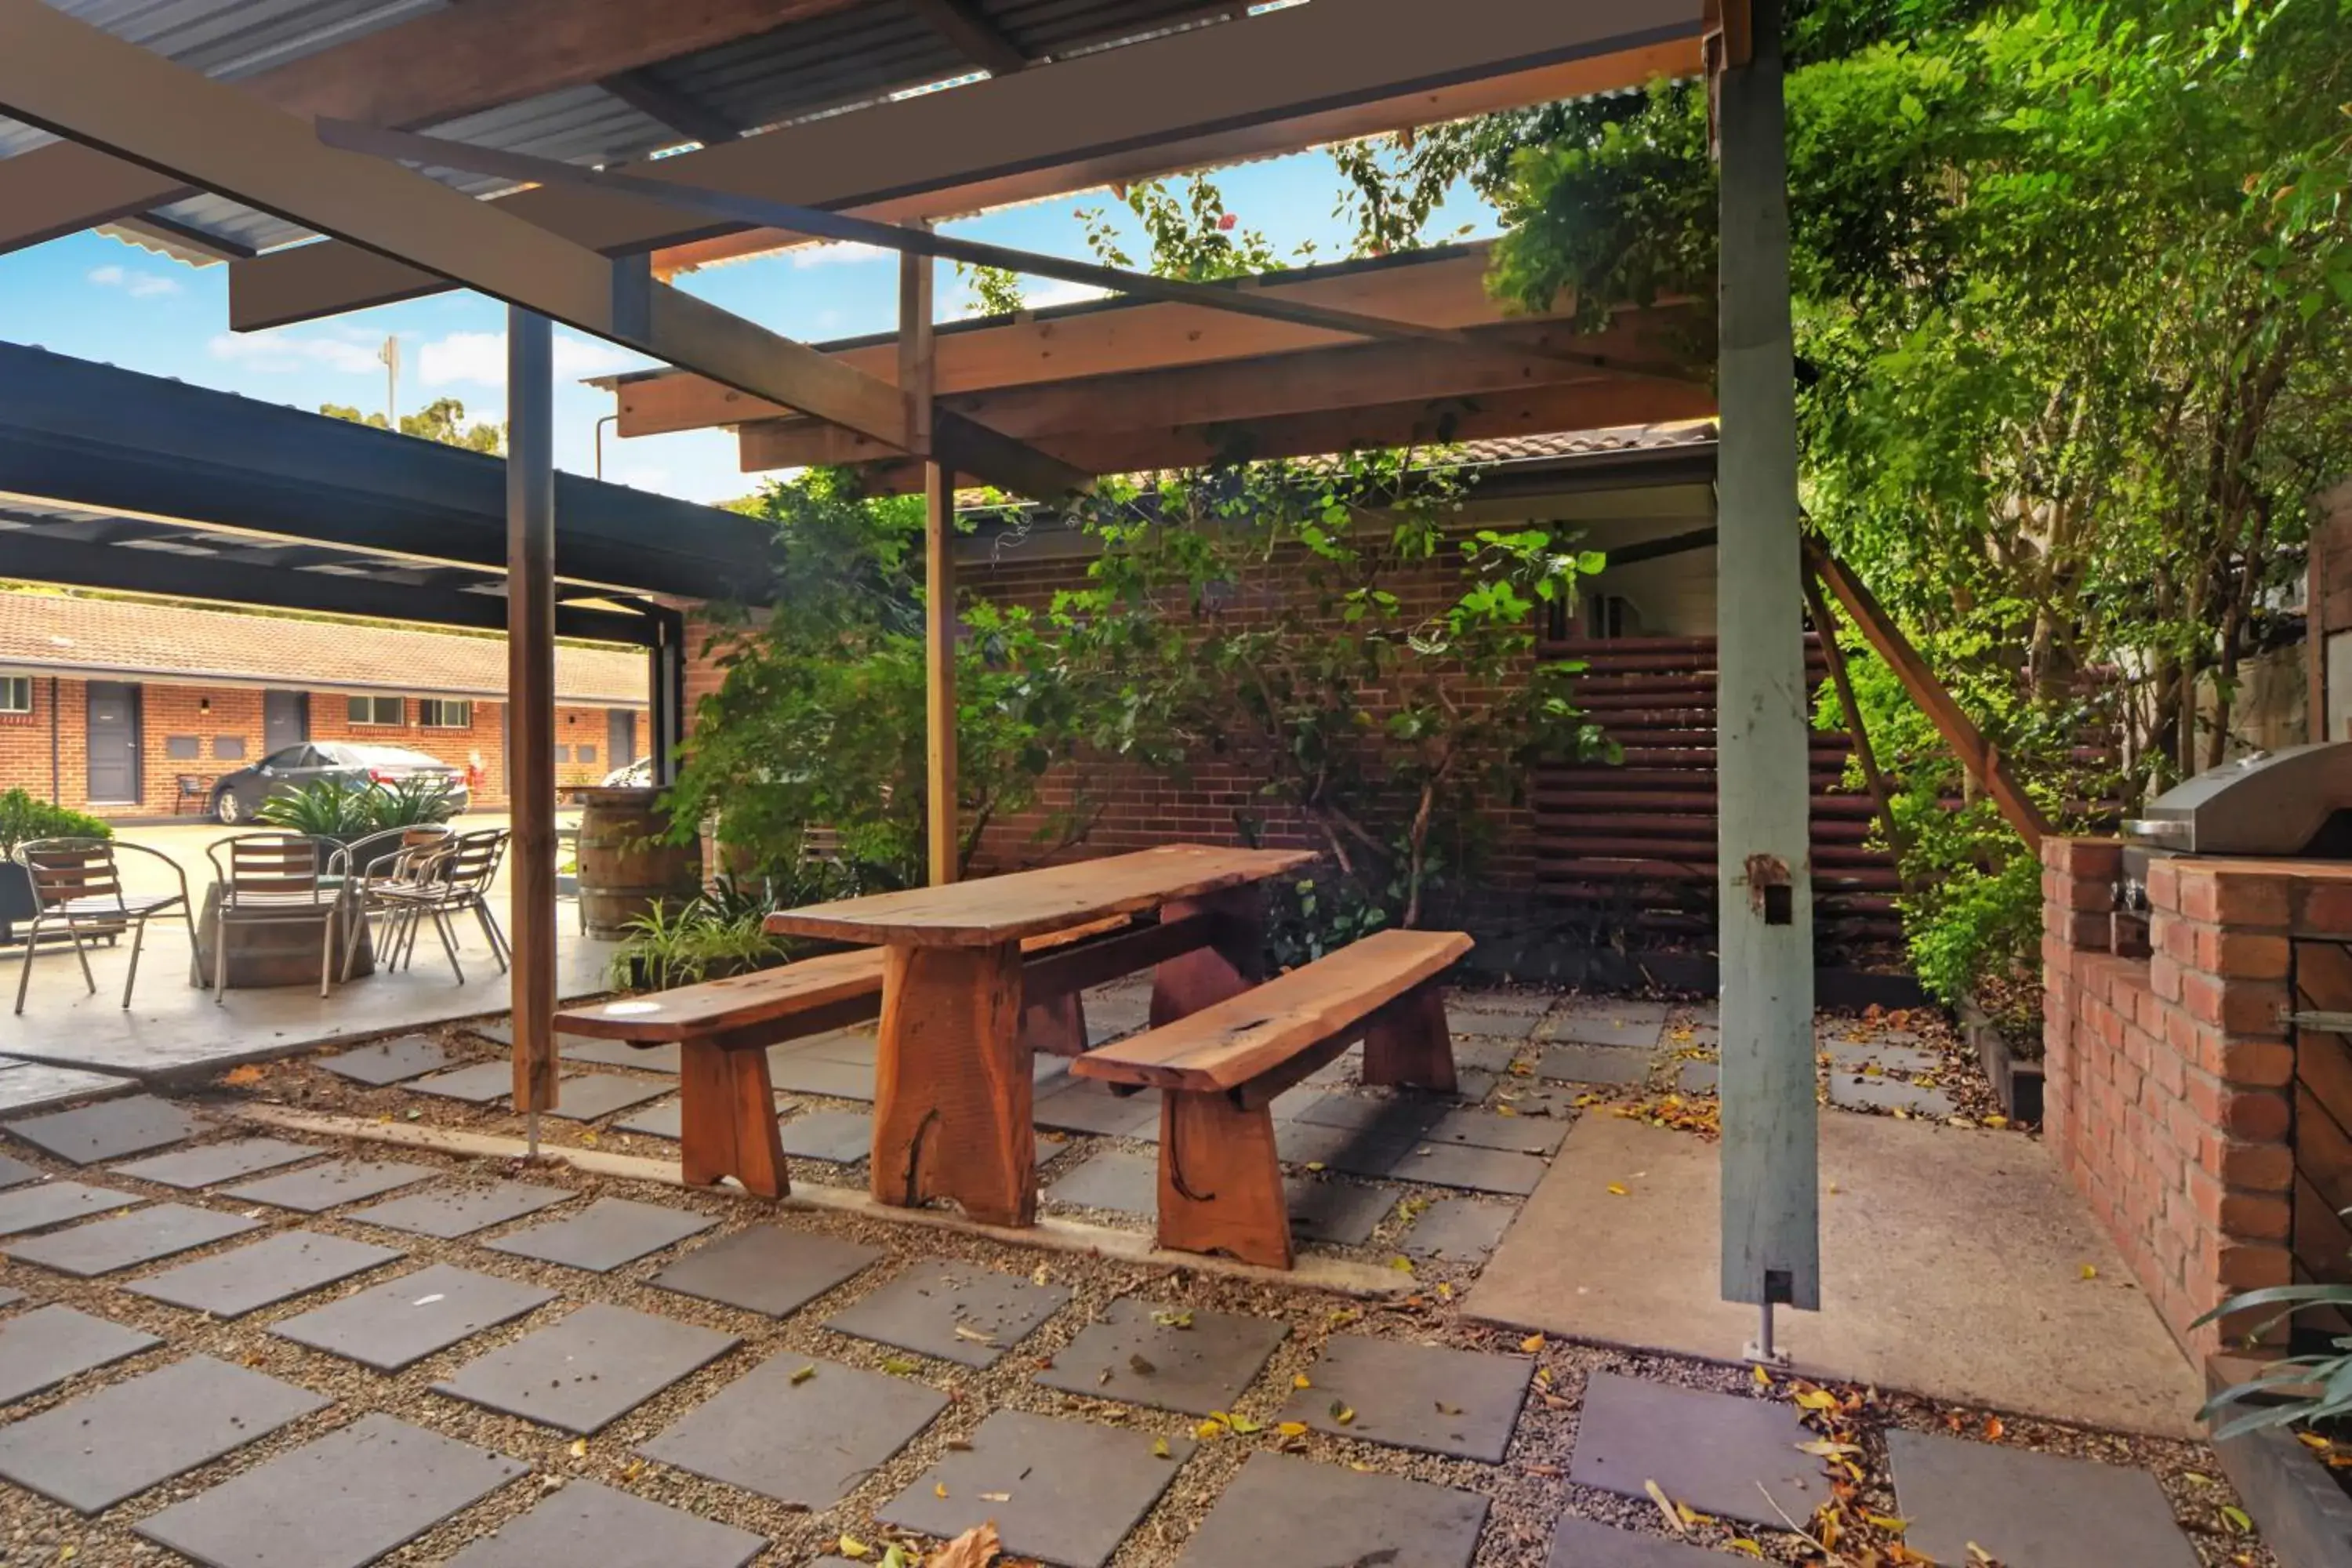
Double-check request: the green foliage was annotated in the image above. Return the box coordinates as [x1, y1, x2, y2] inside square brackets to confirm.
[0, 789, 111, 855]
[1076, 175, 1289, 279]
[958, 263, 1028, 316]
[255, 777, 462, 841]
[2197, 1284, 2352, 1439]
[608, 895, 783, 993]
[319, 395, 506, 454]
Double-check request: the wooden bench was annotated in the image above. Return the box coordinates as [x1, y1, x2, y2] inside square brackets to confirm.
[1069, 926, 1473, 1269]
[554, 913, 1156, 1199]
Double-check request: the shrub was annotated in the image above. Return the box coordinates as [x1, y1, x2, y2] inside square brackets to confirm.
[608, 891, 786, 993]
[0, 789, 112, 855]
[256, 777, 461, 842]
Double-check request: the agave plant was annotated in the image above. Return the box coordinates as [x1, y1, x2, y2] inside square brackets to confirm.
[2196, 1285, 2352, 1438]
[368, 774, 463, 830]
[254, 778, 382, 842]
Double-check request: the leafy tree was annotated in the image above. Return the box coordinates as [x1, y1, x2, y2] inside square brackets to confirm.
[320, 395, 506, 454]
[1076, 174, 1289, 280]
[957, 262, 1028, 316]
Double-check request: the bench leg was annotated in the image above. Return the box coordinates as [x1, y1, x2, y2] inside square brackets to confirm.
[1362, 982, 1457, 1094]
[678, 1039, 789, 1199]
[873, 942, 1035, 1228]
[1022, 990, 1087, 1058]
[1157, 1091, 1293, 1269]
[1149, 887, 1263, 1026]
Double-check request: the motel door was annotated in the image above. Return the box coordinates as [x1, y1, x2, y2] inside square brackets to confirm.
[263, 690, 309, 751]
[85, 682, 141, 804]
[608, 709, 637, 770]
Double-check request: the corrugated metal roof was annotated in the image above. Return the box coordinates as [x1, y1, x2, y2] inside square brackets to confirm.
[3, 0, 1247, 260]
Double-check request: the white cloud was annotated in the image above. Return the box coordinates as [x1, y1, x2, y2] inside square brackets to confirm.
[416, 328, 646, 388]
[206, 329, 379, 375]
[1024, 278, 1112, 309]
[790, 241, 891, 269]
[88, 263, 181, 298]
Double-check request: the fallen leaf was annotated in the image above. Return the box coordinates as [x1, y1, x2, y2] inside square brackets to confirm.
[1792, 1388, 1840, 1413]
[1152, 1436, 1173, 1459]
[1984, 1417, 2005, 1441]
[1751, 1363, 1773, 1388]
[1519, 1334, 1546, 1353]
[2080, 1264, 2098, 1281]
[837, 1537, 872, 1561]
[2183, 1471, 2215, 1485]
[1276, 1421, 1309, 1437]
[1644, 1479, 1690, 1535]
[1726, 1539, 1764, 1558]
[935, 1482, 949, 1498]
[880, 1357, 920, 1376]
[927, 1524, 1002, 1568]
[1523, 1461, 1563, 1478]
[1330, 1400, 1356, 1426]
[567, 1438, 587, 1459]
[1228, 1415, 1264, 1435]
[792, 1365, 818, 1385]
[2222, 1504, 2253, 1534]
[1388, 1256, 1415, 1272]
[978, 1490, 1011, 1503]
[1798, 1439, 1862, 1457]
[1535, 1367, 1553, 1389]
[1150, 1308, 1194, 1329]
[222, 1065, 265, 1087]
[1436, 1282, 1454, 1302]
[621, 1458, 644, 1481]
[1293, 1374, 1313, 1390]
[953, 1324, 998, 1347]
[880, 1546, 915, 1568]
[1194, 1418, 1226, 1441]
[1606, 1183, 1629, 1196]
[1305, 1161, 1327, 1172]
[1031, 1264, 1051, 1286]
[1864, 1513, 1907, 1531]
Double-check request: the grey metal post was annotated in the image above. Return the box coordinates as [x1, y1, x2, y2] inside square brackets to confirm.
[506, 307, 558, 1153]
[1715, 0, 1819, 1350]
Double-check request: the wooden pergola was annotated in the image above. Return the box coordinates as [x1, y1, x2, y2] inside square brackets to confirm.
[0, 0, 1822, 1352]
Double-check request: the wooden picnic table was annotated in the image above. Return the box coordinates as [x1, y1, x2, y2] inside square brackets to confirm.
[762, 843, 1313, 1226]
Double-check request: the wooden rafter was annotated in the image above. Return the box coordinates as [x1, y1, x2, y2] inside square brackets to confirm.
[228, 0, 1706, 329]
[0, 0, 1087, 501]
[598, 69, 744, 147]
[903, 0, 1031, 75]
[0, 0, 845, 255]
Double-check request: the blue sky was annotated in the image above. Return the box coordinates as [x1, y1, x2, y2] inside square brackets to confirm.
[0, 149, 1495, 508]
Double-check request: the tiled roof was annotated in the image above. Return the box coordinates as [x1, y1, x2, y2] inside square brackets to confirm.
[0, 593, 645, 706]
[1446, 421, 1719, 466]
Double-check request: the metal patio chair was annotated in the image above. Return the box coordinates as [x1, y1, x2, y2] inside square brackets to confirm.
[372, 826, 510, 985]
[12, 837, 195, 1014]
[329, 824, 457, 984]
[205, 833, 336, 1002]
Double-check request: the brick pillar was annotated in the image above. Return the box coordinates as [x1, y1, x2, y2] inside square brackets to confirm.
[2041, 835, 2120, 1183]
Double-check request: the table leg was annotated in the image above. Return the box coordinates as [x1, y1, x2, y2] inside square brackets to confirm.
[873, 940, 1035, 1227]
[1149, 887, 1264, 1025]
[678, 1039, 789, 1200]
[1022, 991, 1087, 1057]
[1362, 982, 1457, 1093]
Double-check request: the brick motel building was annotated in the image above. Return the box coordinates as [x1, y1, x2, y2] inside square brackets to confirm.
[0, 591, 648, 819]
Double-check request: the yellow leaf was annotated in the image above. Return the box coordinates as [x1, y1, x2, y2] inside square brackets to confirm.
[1519, 1334, 1546, 1353]
[621, 1458, 644, 1482]
[1645, 1479, 1690, 1535]
[1793, 1388, 1839, 1412]
[1865, 1513, 1908, 1531]
[792, 1364, 818, 1385]
[1536, 1367, 1553, 1388]
[2301, 1432, 2334, 1451]
[1985, 1114, 2009, 1128]
[837, 1537, 872, 1560]
[1751, 1363, 1773, 1388]
[1276, 1421, 1309, 1437]
[978, 1491, 1011, 1503]
[1330, 1401, 1356, 1426]
[1726, 1539, 1764, 1558]
[1305, 1161, 1327, 1172]
[1228, 1415, 1264, 1435]
[1294, 1374, 1313, 1389]
[222, 1065, 265, 1087]
[2223, 1505, 2253, 1534]
[1194, 1418, 1225, 1441]
[1606, 1182, 1629, 1196]
[1436, 1282, 1454, 1302]
[567, 1438, 587, 1459]
[935, 1482, 949, 1497]
[1388, 1256, 1415, 1272]
[1798, 1439, 1862, 1457]
[1152, 1436, 1173, 1459]
[2079, 1264, 2098, 1280]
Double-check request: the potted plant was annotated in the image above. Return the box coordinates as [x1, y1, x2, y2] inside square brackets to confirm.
[0, 789, 114, 946]
[253, 775, 461, 852]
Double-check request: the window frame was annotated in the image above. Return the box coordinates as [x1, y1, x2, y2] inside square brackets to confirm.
[0, 673, 30, 716]
[346, 695, 405, 728]
[417, 699, 473, 730]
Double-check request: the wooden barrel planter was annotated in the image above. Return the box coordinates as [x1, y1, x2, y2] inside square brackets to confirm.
[574, 787, 702, 938]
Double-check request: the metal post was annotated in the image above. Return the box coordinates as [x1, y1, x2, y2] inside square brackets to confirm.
[1715, 0, 1818, 1350]
[506, 307, 559, 1148]
[648, 608, 685, 789]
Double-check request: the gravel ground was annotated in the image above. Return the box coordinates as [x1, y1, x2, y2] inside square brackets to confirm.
[0, 990, 2276, 1567]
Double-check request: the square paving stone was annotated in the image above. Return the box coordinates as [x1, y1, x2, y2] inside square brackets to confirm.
[5, 1202, 260, 1276]
[1424, 1106, 1568, 1156]
[0, 1180, 143, 1236]
[0, 1305, 159, 1404]
[315, 1036, 454, 1086]
[0, 1152, 39, 1190]
[880, 1408, 1190, 1568]
[1340, 1138, 1550, 1196]
[408, 1061, 537, 1105]
[557, 1036, 682, 1073]
[825, 1258, 1071, 1368]
[226, 1159, 437, 1213]
[1274, 1120, 1363, 1168]
[1033, 1079, 1160, 1138]
[132, 1230, 406, 1319]
[639, 1351, 949, 1508]
[468, 1020, 605, 1052]
[1546, 1516, 1733, 1566]
[764, 1053, 875, 1101]
[1826, 1072, 1958, 1118]
[1824, 1037, 1941, 1075]
[795, 1028, 880, 1065]
[1293, 1092, 1445, 1138]
[135, 1411, 527, 1568]
[113, 1137, 324, 1189]
[652, 1225, 880, 1316]
[1543, 998, 1669, 1041]
[1489, 1082, 1581, 1118]
[544, 1073, 674, 1121]
[1285, 1178, 1397, 1246]
[1886, 1428, 2198, 1568]
[1044, 1149, 1157, 1216]
[1454, 1037, 1524, 1074]
[1035, 1297, 1287, 1416]
[485, 1196, 717, 1272]
[1280, 1334, 1532, 1461]
[3, 1094, 204, 1165]
[1569, 1372, 1828, 1528]
[615, 1099, 682, 1139]
[1676, 1058, 1719, 1094]
[270, 1262, 556, 1370]
[0, 1354, 329, 1513]
[1177, 1450, 1486, 1568]
[1536, 1044, 1654, 1084]
[778, 1109, 873, 1163]
[443, 1479, 764, 1568]
[347, 1180, 572, 1238]
[1401, 1197, 1517, 1261]
[434, 1302, 739, 1436]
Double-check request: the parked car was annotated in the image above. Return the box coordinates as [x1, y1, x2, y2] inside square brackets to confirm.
[210, 742, 470, 825]
[601, 757, 653, 788]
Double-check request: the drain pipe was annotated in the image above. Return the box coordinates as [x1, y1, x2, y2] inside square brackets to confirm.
[47, 677, 60, 804]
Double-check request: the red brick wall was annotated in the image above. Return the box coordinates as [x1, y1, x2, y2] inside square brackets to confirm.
[2042, 837, 2320, 1360]
[0, 677, 641, 818]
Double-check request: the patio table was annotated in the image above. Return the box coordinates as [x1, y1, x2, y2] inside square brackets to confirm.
[763, 844, 1313, 1226]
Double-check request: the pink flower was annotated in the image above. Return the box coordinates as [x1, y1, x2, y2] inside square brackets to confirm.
[1217, 212, 1237, 231]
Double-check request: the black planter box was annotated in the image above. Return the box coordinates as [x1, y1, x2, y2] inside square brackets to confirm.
[1960, 993, 2045, 1123]
[0, 862, 35, 947]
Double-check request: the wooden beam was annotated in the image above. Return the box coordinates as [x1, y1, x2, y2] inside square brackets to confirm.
[1807, 540, 2050, 849]
[0, 0, 851, 255]
[0, 0, 1086, 501]
[741, 376, 1721, 481]
[507, 309, 561, 1120]
[904, 238, 960, 886]
[228, 0, 1705, 329]
[727, 315, 1700, 466]
[599, 69, 744, 147]
[904, 0, 1031, 75]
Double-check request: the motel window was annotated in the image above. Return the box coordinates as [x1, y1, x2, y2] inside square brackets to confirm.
[347, 695, 405, 728]
[418, 699, 472, 729]
[0, 675, 28, 716]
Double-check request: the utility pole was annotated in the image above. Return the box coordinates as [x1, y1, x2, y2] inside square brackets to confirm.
[377, 334, 400, 429]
